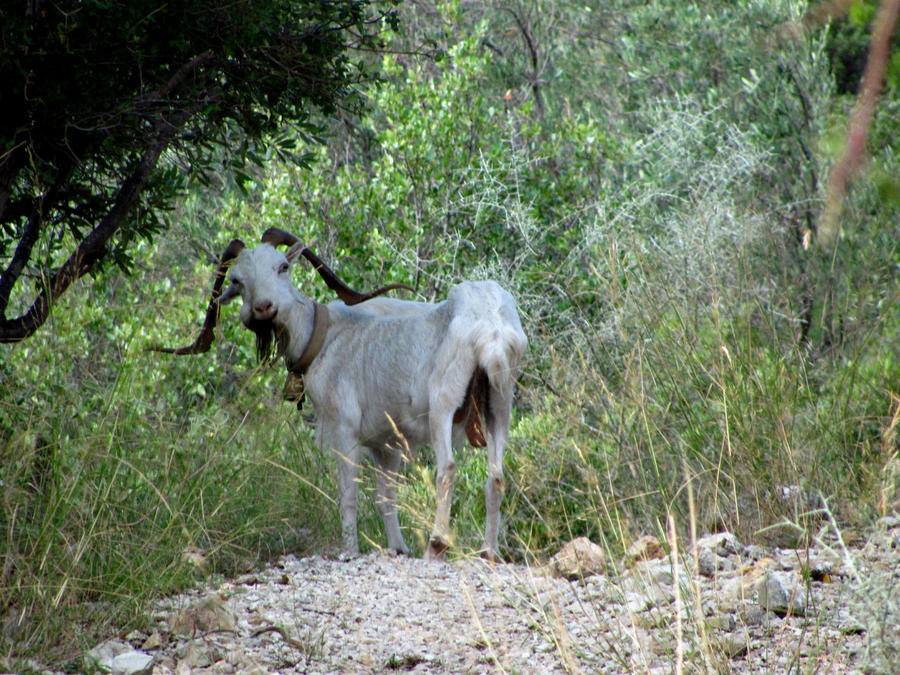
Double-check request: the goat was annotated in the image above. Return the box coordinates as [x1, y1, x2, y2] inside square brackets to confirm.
[154, 229, 527, 560]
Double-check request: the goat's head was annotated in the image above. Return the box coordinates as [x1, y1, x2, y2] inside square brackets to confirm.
[150, 229, 413, 360]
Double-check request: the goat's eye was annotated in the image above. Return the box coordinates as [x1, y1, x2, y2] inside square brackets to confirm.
[277, 262, 289, 274]
[230, 277, 242, 287]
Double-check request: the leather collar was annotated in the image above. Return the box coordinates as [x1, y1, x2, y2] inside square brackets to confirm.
[288, 302, 329, 374]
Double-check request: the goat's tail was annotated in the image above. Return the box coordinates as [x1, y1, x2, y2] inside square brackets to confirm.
[457, 322, 524, 448]
[475, 323, 527, 400]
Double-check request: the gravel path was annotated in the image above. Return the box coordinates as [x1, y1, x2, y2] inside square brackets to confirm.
[87, 516, 899, 674]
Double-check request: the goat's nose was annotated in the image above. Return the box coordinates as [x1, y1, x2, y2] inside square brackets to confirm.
[254, 300, 274, 317]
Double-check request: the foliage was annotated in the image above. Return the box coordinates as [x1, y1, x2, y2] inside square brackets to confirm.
[0, 0, 394, 341]
[2, 0, 900, 669]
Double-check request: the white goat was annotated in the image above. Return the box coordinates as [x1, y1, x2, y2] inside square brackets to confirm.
[156, 229, 527, 560]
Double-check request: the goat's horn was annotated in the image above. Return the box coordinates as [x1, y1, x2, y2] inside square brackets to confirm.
[299, 248, 414, 306]
[260, 227, 299, 248]
[148, 239, 246, 355]
[263, 227, 414, 305]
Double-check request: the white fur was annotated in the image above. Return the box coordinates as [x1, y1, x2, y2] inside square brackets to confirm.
[221, 243, 527, 559]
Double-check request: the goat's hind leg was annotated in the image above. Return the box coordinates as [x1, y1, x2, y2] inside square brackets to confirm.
[426, 413, 456, 561]
[372, 446, 409, 555]
[482, 388, 513, 562]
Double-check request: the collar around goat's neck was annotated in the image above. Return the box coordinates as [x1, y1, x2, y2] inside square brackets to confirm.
[289, 302, 329, 374]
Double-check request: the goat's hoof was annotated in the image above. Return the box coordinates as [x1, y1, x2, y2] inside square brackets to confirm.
[425, 537, 449, 561]
[478, 548, 502, 564]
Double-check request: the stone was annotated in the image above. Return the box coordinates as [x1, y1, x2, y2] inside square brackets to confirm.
[545, 537, 607, 579]
[625, 535, 666, 564]
[170, 593, 236, 635]
[694, 532, 741, 575]
[110, 651, 155, 675]
[707, 614, 736, 631]
[85, 640, 155, 675]
[719, 631, 749, 658]
[142, 629, 163, 650]
[757, 570, 809, 616]
[181, 547, 209, 573]
[695, 532, 743, 557]
[178, 640, 212, 668]
[697, 547, 718, 577]
[720, 557, 776, 608]
[85, 640, 131, 672]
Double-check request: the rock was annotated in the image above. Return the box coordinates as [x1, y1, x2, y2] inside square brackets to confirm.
[85, 640, 130, 672]
[757, 570, 809, 616]
[142, 629, 163, 650]
[718, 631, 749, 658]
[707, 614, 736, 631]
[111, 651, 155, 675]
[697, 546, 736, 577]
[693, 531, 741, 575]
[620, 570, 673, 610]
[696, 532, 743, 557]
[720, 557, 776, 609]
[776, 485, 823, 511]
[625, 535, 666, 564]
[170, 593, 236, 635]
[178, 641, 213, 668]
[85, 640, 154, 675]
[545, 537, 607, 579]
[181, 547, 209, 573]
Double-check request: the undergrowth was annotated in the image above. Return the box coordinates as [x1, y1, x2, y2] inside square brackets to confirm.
[2, 0, 900, 669]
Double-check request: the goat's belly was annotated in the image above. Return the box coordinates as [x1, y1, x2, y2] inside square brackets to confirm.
[359, 405, 430, 448]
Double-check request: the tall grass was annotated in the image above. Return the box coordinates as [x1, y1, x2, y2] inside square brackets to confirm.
[0, 271, 343, 666]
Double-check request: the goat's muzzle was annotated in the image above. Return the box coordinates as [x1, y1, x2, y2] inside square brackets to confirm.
[252, 300, 277, 321]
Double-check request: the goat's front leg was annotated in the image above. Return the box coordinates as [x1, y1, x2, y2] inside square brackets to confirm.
[372, 446, 409, 555]
[426, 413, 456, 561]
[323, 426, 363, 557]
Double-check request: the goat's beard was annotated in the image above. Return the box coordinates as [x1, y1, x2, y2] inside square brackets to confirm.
[246, 318, 288, 364]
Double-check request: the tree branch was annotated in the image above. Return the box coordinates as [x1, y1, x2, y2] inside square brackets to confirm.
[819, 0, 900, 247]
[0, 200, 46, 316]
[0, 111, 190, 342]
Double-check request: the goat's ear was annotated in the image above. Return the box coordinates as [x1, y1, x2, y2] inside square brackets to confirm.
[218, 283, 242, 305]
[286, 242, 306, 263]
